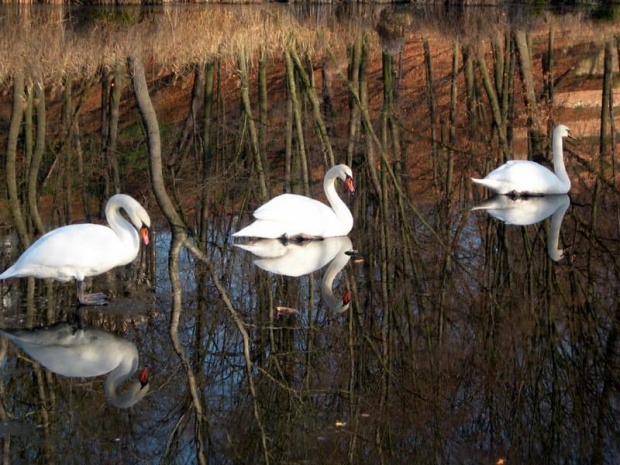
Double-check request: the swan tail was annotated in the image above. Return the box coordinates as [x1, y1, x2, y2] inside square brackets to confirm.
[0, 265, 18, 280]
[233, 221, 285, 239]
[471, 178, 507, 194]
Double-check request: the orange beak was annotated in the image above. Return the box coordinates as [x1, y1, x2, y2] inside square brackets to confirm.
[342, 290, 352, 306]
[346, 176, 355, 193]
[139, 365, 149, 387]
[139, 226, 150, 246]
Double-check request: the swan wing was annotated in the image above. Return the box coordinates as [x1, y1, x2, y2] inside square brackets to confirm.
[235, 194, 343, 238]
[252, 238, 346, 276]
[0, 324, 122, 377]
[253, 194, 334, 224]
[483, 161, 563, 194]
[1, 224, 133, 280]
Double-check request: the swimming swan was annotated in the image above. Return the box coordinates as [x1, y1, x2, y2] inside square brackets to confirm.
[233, 164, 355, 240]
[0, 323, 149, 409]
[0, 194, 150, 306]
[472, 125, 573, 195]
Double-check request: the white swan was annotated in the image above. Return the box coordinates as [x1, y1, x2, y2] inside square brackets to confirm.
[0, 194, 151, 306]
[236, 236, 354, 313]
[0, 323, 149, 408]
[233, 164, 355, 240]
[472, 125, 573, 195]
[472, 194, 570, 261]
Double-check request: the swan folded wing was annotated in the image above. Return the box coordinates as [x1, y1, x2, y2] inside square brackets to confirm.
[9, 224, 127, 280]
[253, 194, 339, 236]
[486, 161, 560, 194]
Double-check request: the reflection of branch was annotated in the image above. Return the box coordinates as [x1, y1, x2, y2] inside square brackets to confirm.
[325, 40, 451, 254]
[182, 237, 271, 465]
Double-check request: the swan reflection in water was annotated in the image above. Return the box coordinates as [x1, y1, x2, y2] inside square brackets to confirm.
[0, 322, 149, 408]
[236, 236, 354, 313]
[472, 194, 570, 261]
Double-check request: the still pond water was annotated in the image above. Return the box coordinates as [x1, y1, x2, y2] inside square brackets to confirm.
[0, 3, 619, 464]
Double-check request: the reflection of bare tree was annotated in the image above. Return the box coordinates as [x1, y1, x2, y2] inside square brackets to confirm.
[131, 53, 270, 463]
[0, 6, 619, 463]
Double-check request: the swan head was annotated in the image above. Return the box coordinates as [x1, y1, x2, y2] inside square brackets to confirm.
[105, 364, 150, 409]
[108, 194, 151, 246]
[331, 164, 355, 193]
[554, 125, 574, 140]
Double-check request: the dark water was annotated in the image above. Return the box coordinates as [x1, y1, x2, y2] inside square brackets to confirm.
[0, 4, 619, 464]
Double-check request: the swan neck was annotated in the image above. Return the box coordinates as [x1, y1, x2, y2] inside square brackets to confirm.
[547, 196, 570, 261]
[552, 134, 570, 189]
[321, 249, 351, 313]
[106, 200, 140, 250]
[104, 355, 148, 409]
[324, 172, 349, 219]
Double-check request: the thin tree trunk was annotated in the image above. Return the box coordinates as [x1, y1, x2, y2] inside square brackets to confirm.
[28, 77, 46, 235]
[290, 49, 335, 167]
[200, 61, 215, 247]
[600, 39, 613, 177]
[514, 31, 543, 158]
[6, 70, 30, 249]
[475, 45, 509, 158]
[284, 49, 310, 196]
[285, 72, 294, 193]
[258, 46, 268, 167]
[347, 33, 363, 168]
[61, 75, 73, 223]
[74, 120, 90, 222]
[544, 25, 555, 104]
[238, 48, 269, 201]
[129, 55, 185, 233]
[107, 62, 122, 194]
[423, 38, 439, 188]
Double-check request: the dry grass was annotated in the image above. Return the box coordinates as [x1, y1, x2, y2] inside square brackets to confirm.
[0, 5, 373, 87]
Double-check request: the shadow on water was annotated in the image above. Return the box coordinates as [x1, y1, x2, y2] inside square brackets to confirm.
[0, 3, 619, 464]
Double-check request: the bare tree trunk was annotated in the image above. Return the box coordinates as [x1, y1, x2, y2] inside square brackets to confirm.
[544, 25, 555, 104]
[600, 39, 614, 177]
[290, 49, 335, 167]
[258, 46, 268, 166]
[514, 31, 543, 158]
[347, 33, 363, 168]
[285, 73, 294, 193]
[200, 61, 215, 248]
[74, 120, 90, 222]
[24, 81, 34, 179]
[463, 44, 478, 132]
[107, 62, 123, 195]
[423, 38, 439, 188]
[61, 75, 73, 223]
[100, 69, 111, 202]
[475, 45, 509, 159]
[28, 77, 46, 235]
[168, 234, 209, 465]
[238, 48, 269, 201]
[129, 55, 185, 233]
[6, 70, 30, 249]
[284, 49, 310, 196]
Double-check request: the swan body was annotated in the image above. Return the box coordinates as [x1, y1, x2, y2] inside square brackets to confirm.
[472, 125, 573, 195]
[0, 323, 149, 408]
[0, 194, 151, 305]
[233, 164, 355, 240]
[236, 236, 353, 312]
[472, 194, 570, 261]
